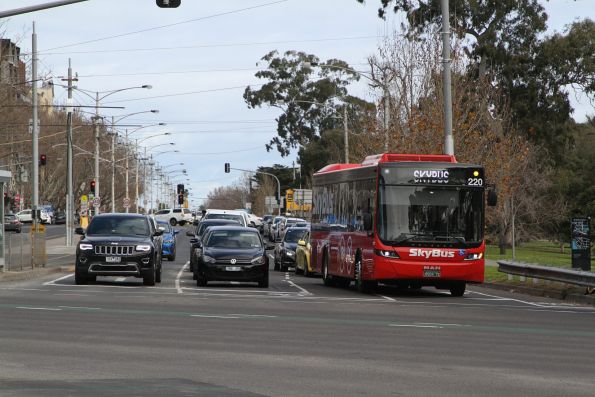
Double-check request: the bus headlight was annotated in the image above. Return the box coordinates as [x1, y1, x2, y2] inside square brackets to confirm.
[464, 253, 483, 261]
[374, 249, 400, 258]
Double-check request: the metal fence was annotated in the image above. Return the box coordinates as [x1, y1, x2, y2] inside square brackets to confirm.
[498, 260, 595, 288]
[3, 231, 33, 271]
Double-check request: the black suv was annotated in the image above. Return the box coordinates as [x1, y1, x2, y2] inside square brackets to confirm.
[75, 213, 163, 286]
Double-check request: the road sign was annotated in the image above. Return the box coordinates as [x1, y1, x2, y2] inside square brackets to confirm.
[123, 197, 131, 208]
[93, 197, 101, 207]
[265, 196, 279, 208]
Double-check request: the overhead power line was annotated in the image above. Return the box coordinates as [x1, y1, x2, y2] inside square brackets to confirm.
[37, 35, 380, 56]
[42, 0, 291, 51]
[104, 84, 262, 103]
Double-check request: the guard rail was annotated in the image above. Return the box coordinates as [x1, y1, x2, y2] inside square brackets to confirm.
[497, 261, 595, 288]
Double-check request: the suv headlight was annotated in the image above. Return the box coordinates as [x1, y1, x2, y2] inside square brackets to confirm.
[251, 256, 265, 265]
[136, 244, 151, 252]
[203, 255, 216, 264]
[285, 250, 294, 257]
[79, 243, 93, 251]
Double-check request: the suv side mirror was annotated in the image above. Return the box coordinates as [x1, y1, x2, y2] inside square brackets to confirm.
[75, 227, 85, 235]
[363, 213, 373, 231]
[487, 189, 498, 207]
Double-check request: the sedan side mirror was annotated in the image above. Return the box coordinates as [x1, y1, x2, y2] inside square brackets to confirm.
[74, 227, 85, 235]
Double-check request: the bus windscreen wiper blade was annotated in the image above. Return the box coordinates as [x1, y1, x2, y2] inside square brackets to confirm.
[434, 235, 466, 243]
[393, 233, 433, 243]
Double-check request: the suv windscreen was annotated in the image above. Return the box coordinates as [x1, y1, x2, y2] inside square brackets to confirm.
[206, 214, 243, 224]
[87, 217, 150, 236]
[284, 229, 306, 243]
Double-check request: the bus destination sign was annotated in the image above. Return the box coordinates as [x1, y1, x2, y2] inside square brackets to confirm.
[380, 166, 485, 187]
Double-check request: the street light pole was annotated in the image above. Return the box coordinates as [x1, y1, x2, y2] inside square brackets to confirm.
[441, 0, 454, 156]
[110, 116, 116, 213]
[94, 92, 100, 215]
[31, 22, 40, 267]
[343, 105, 349, 163]
[125, 129, 130, 213]
[65, 58, 74, 245]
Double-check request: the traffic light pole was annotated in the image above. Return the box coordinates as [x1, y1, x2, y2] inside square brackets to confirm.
[226, 165, 281, 216]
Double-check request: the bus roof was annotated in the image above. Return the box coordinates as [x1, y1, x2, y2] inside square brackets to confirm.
[315, 153, 457, 175]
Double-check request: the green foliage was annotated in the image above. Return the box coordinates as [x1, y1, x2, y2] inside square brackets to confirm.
[253, 164, 297, 193]
[244, 50, 359, 156]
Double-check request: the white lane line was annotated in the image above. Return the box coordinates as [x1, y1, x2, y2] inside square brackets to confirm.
[175, 261, 189, 294]
[43, 273, 74, 286]
[58, 306, 101, 310]
[16, 306, 61, 311]
[230, 281, 240, 285]
[190, 314, 242, 319]
[285, 272, 290, 280]
[376, 294, 396, 302]
[468, 290, 545, 307]
[389, 324, 443, 329]
[115, 277, 127, 282]
[287, 280, 312, 296]
[415, 322, 470, 327]
[228, 314, 278, 318]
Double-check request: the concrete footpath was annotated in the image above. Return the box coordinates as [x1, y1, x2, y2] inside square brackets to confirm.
[0, 234, 75, 282]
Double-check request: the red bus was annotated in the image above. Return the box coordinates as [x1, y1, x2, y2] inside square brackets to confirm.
[311, 153, 497, 296]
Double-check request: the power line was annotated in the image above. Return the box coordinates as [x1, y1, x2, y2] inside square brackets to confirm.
[104, 84, 262, 103]
[177, 146, 264, 155]
[37, 35, 380, 56]
[42, 0, 291, 51]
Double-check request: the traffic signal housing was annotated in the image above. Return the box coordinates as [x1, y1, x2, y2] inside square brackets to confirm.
[177, 184, 185, 205]
[156, 0, 181, 7]
[90, 180, 96, 194]
[39, 154, 47, 166]
[224, 163, 230, 173]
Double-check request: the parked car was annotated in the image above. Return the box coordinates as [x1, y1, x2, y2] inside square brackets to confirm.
[157, 220, 179, 261]
[41, 205, 55, 224]
[54, 211, 66, 224]
[154, 208, 192, 226]
[203, 209, 249, 227]
[194, 226, 268, 288]
[16, 209, 50, 224]
[187, 218, 240, 273]
[4, 214, 22, 233]
[274, 227, 308, 272]
[295, 231, 314, 276]
[74, 213, 164, 285]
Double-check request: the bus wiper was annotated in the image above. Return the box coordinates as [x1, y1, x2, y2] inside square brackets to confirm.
[393, 233, 433, 243]
[434, 235, 466, 243]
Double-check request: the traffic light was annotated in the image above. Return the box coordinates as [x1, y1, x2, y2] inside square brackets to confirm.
[176, 184, 184, 205]
[224, 163, 230, 173]
[39, 154, 47, 166]
[90, 180, 96, 194]
[156, 0, 181, 7]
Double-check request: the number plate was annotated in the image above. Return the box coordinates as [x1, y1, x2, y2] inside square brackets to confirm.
[423, 269, 441, 278]
[225, 266, 241, 271]
[106, 256, 121, 263]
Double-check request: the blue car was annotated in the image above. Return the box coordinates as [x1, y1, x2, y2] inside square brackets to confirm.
[158, 220, 179, 261]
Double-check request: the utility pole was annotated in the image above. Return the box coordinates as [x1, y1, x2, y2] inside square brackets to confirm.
[143, 148, 148, 214]
[441, 0, 454, 156]
[383, 74, 390, 152]
[94, 92, 100, 214]
[110, 116, 116, 213]
[343, 104, 349, 163]
[135, 139, 140, 213]
[62, 58, 76, 246]
[125, 129, 130, 213]
[31, 22, 40, 267]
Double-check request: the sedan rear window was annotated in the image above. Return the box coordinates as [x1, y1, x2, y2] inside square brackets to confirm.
[206, 230, 262, 249]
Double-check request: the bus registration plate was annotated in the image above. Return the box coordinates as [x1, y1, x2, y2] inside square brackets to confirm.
[423, 267, 440, 278]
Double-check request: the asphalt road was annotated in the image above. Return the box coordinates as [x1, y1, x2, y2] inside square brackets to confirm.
[1, 231, 594, 396]
[19, 223, 66, 239]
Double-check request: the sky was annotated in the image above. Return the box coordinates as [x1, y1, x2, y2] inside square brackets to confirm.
[2, 0, 593, 209]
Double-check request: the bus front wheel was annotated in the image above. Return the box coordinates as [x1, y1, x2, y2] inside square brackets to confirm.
[322, 253, 333, 287]
[355, 257, 376, 294]
[449, 282, 466, 297]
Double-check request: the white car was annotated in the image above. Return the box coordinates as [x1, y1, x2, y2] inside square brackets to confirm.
[16, 209, 50, 224]
[203, 209, 249, 227]
[154, 208, 193, 226]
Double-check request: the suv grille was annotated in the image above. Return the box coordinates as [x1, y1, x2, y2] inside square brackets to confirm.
[94, 245, 135, 256]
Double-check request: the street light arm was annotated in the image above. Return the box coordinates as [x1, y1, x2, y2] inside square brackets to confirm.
[229, 167, 282, 216]
[98, 85, 151, 102]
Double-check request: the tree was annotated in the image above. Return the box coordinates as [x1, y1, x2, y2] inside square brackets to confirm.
[244, 50, 359, 156]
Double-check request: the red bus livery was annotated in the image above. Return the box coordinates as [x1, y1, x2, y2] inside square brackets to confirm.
[311, 153, 497, 297]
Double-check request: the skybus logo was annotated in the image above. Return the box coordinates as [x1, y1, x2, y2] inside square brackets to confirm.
[409, 249, 455, 258]
[413, 169, 449, 184]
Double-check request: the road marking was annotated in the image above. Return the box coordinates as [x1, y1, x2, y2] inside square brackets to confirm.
[287, 280, 312, 296]
[175, 262, 189, 294]
[228, 314, 278, 318]
[43, 273, 74, 286]
[58, 306, 101, 310]
[389, 324, 443, 329]
[190, 314, 242, 319]
[115, 277, 127, 282]
[375, 294, 396, 302]
[46, 254, 74, 262]
[230, 281, 240, 285]
[415, 322, 469, 327]
[16, 306, 61, 311]
[468, 290, 545, 307]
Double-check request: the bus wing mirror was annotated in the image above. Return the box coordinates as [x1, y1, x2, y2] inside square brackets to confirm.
[487, 190, 498, 207]
[363, 213, 373, 231]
